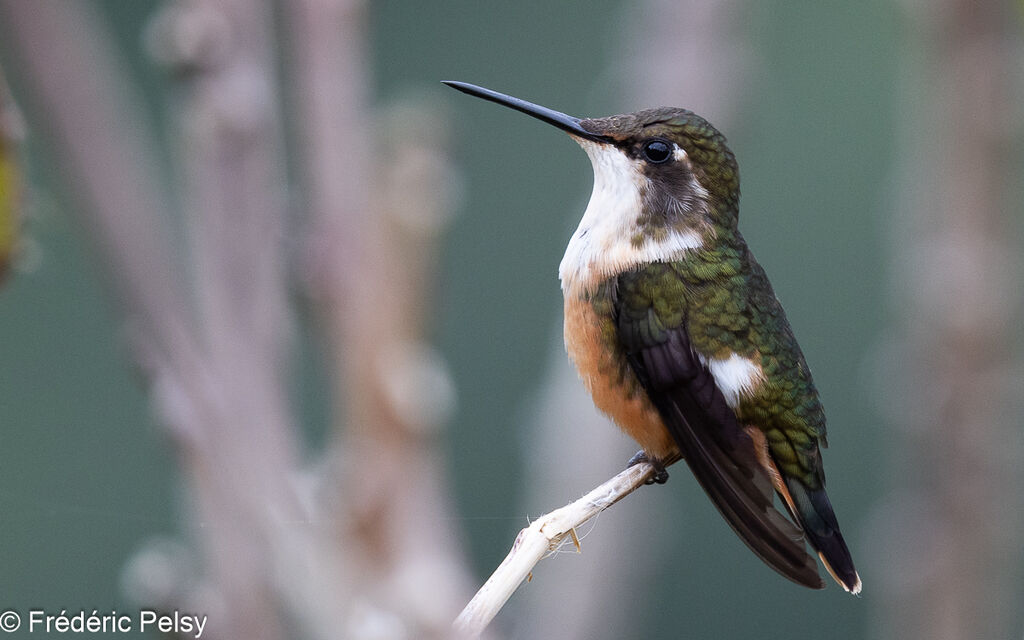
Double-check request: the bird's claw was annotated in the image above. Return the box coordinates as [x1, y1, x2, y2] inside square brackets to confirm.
[627, 450, 669, 485]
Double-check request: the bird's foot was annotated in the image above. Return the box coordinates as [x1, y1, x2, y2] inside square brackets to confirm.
[627, 450, 669, 485]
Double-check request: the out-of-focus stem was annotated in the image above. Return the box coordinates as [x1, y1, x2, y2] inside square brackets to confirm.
[876, 2, 1023, 639]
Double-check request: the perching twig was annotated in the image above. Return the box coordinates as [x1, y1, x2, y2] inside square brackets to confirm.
[454, 461, 659, 637]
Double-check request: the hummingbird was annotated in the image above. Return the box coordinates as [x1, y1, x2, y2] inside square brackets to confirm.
[444, 81, 861, 594]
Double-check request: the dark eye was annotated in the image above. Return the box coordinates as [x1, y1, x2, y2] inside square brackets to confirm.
[641, 139, 672, 164]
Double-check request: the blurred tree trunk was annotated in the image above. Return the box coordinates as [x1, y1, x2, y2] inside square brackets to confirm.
[874, 1, 1024, 639]
[0, 1, 478, 638]
[285, 1, 479, 634]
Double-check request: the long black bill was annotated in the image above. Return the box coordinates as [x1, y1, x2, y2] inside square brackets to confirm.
[442, 81, 612, 143]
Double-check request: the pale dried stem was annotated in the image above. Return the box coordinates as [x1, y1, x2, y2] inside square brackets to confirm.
[2, 0, 475, 636]
[0, 2, 208, 477]
[157, 1, 314, 637]
[285, 0, 475, 636]
[0, 2, 338, 638]
[0, 1, 192, 362]
[455, 462, 659, 637]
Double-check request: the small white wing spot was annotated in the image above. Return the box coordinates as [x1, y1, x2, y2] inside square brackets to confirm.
[702, 353, 764, 408]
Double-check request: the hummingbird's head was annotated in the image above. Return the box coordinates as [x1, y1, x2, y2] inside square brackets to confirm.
[444, 81, 740, 294]
[577, 109, 740, 225]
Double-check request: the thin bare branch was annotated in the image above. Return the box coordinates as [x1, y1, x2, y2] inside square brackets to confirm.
[454, 461, 659, 637]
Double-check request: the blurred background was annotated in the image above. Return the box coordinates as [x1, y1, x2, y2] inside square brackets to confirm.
[0, 1, 1021, 638]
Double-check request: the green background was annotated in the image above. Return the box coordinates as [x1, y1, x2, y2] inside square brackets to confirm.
[0, 1, 1019, 639]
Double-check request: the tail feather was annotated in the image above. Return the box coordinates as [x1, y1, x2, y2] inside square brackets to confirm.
[785, 479, 862, 594]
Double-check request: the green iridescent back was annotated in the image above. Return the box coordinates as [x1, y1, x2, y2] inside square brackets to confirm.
[671, 232, 828, 489]
[587, 232, 828, 491]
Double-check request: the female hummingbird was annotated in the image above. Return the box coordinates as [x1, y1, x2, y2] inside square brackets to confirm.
[444, 81, 861, 594]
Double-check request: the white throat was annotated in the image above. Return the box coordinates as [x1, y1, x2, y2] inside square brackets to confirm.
[558, 140, 706, 298]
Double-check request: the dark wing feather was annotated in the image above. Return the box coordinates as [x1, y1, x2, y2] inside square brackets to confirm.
[615, 296, 824, 589]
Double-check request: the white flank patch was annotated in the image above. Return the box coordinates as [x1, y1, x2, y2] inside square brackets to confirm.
[558, 139, 705, 297]
[701, 353, 764, 408]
